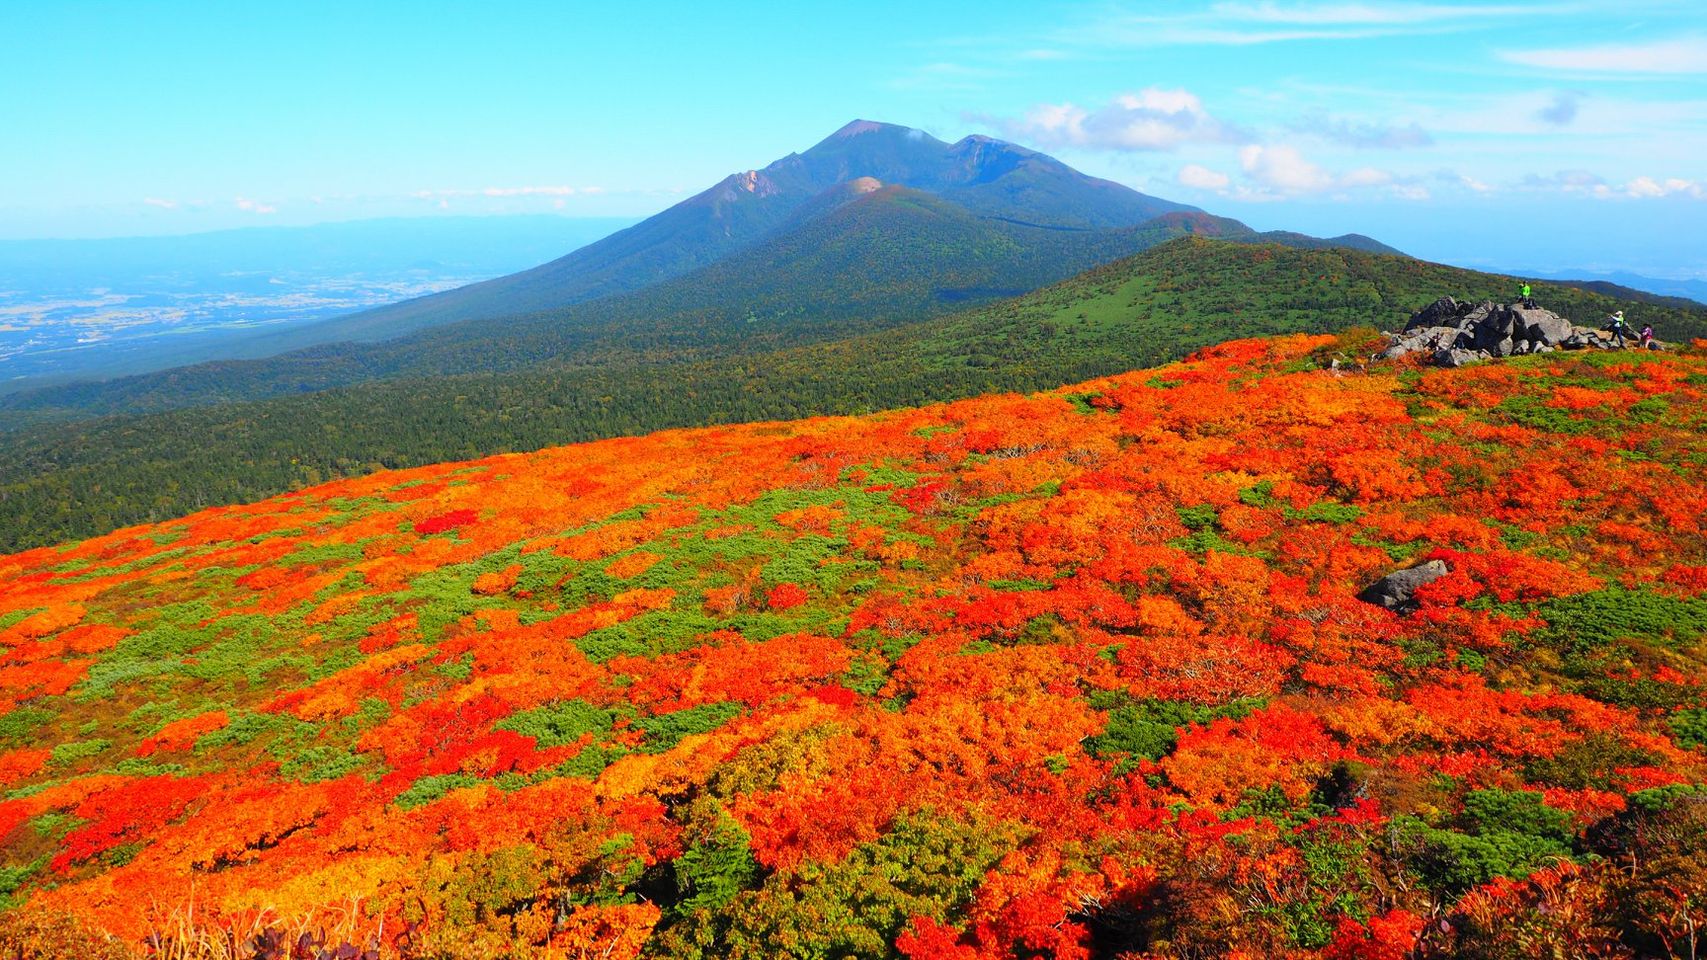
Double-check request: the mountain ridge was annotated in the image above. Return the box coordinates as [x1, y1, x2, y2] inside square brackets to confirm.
[0, 186, 1211, 426]
[4, 236, 1704, 553]
[234, 119, 1198, 352]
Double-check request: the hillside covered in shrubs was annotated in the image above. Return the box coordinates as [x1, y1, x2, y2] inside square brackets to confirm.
[2, 333, 1705, 958]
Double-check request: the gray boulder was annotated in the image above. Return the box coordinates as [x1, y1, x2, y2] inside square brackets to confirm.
[1380, 324, 1466, 359]
[1470, 306, 1518, 353]
[1512, 306, 1573, 345]
[1359, 560, 1451, 611]
[1461, 301, 1497, 328]
[1434, 347, 1485, 368]
[1406, 297, 1466, 330]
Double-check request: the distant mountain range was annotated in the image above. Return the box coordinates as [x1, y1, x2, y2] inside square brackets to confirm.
[1517, 269, 1707, 307]
[0, 119, 1474, 550]
[0, 120, 1402, 425]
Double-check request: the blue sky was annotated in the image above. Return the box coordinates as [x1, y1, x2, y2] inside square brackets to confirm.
[3, 1, 1704, 276]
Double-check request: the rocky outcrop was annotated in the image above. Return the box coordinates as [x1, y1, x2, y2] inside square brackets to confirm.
[1377, 297, 1654, 367]
[1358, 560, 1451, 612]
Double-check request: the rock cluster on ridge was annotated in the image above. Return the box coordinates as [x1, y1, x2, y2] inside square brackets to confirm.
[1379, 296, 1657, 367]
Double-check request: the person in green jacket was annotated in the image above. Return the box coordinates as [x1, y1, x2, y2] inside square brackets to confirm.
[1605, 310, 1630, 348]
[1519, 282, 1534, 308]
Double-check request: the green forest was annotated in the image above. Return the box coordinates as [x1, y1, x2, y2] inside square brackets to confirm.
[2, 238, 1702, 553]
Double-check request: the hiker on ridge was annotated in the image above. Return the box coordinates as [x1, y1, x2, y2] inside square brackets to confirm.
[1605, 310, 1630, 348]
[1642, 323, 1655, 350]
[1519, 282, 1535, 308]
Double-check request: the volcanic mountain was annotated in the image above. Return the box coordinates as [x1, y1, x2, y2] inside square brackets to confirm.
[273, 120, 1199, 346]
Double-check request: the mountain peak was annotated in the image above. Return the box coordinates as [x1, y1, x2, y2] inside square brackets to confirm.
[829, 119, 918, 139]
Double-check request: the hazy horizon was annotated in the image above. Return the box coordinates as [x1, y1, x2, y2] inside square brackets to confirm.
[3, 2, 1703, 277]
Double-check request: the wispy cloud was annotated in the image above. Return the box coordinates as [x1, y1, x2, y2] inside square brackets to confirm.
[1289, 113, 1433, 148]
[1174, 140, 1413, 200]
[1434, 169, 1494, 193]
[889, 62, 997, 92]
[142, 197, 179, 210]
[1604, 176, 1705, 199]
[1534, 90, 1585, 125]
[1517, 169, 1705, 199]
[1178, 164, 1232, 190]
[478, 185, 583, 197]
[1175, 143, 1420, 200]
[234, 196, 277, 215]
[1240, 144, 1338, 191]
[1519, 169, 1607, 193]
[1214, 1, 1564, 26]
[1501, 36, 1707, 74]
[1055, 1, 1565, 47]
[411, 185, 605, 201]
[981, 88, 1247, 152]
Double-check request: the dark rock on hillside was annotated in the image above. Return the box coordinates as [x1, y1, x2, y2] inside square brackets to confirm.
[1359, 560, 1451, 611]
[1377, 297, 1650, 367]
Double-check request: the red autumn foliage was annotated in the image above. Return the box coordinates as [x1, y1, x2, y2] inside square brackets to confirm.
[0, 335, 1702, 956]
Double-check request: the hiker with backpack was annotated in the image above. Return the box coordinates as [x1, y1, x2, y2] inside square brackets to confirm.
[1605, 310, 1630, 348]
[1641, 323, 1655, 350]
[1519, 282, 1535, 308]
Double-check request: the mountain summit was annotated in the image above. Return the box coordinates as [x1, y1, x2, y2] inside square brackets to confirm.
[285, 120, 1196, 344]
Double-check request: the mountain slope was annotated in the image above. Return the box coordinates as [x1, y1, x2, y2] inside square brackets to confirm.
[0, 189, 1221, 426]
[1546, 278, 1704, 309]
[2, 334, 1703, 956]
[4, 237, 1704, 553]
[230, 120, 1196, 352]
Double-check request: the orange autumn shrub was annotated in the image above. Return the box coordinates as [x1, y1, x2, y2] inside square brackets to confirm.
[0, 335, 1701, 958]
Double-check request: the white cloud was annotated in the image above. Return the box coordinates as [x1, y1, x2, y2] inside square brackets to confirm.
[480, 185, 580, 197]
[1290, 113, 1433, 148]
[1501, 36, 1707, 74]
[234, 196, 277, 215]
[1435, 169, 1494, 193]
[1340, 166, 1395, 187]
[142, 197, 178, 209]
[989, 88, 1245, 151]
[1240, 144, 1335, 192]
[1214, 2, 1559, 26]
[1599, 176, 1705, 199]
[1535, 90, 1584, 126]
[891, 62, 997, 91]
[1519, 169, 1606, 193]
[413, 185, 600, 200]
[1178, 163, 1232, 189]
[1054, 1, 1567, 47]
[1510, 170, 1707, 200]
[1195, 143, 1416, 199]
